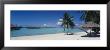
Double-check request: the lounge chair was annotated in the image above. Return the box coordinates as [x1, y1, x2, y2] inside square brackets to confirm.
[66, 33, 74, 35]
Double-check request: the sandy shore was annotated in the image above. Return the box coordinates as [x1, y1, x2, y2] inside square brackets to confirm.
[11, 32, 100, 40]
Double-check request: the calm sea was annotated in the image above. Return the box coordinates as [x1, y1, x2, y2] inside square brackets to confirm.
[11, 28, 84, 37]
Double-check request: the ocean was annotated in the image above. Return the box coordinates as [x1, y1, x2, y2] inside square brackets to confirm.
[11, 27, 84, 37]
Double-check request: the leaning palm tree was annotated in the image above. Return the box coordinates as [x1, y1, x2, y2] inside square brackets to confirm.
[61, 12, 75, 35]
[80, 11, 100, 24]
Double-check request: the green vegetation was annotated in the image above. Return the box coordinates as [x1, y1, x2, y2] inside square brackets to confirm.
[80, 11, 100, 24]
[61, 12, 75, 35]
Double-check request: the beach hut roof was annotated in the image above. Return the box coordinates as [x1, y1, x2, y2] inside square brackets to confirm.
[81, 21, 100, 27]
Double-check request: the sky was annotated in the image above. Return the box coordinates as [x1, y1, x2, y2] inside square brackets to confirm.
[11, 10, 84, 27]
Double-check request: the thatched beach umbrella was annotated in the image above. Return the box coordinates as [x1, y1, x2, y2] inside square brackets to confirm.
[82, 22, 99, 27]
[81, 21, 100, 34]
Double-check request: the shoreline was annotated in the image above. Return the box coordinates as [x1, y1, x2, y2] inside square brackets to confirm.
[11, 32, 100, 40]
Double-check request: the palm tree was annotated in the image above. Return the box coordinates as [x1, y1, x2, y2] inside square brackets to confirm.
[61, 12, 75, 35]
[80, 11, 100, 24]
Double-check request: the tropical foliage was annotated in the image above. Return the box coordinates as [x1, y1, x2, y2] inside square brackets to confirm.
[80, 11, 100, 24]
[61, 12, 75, 34]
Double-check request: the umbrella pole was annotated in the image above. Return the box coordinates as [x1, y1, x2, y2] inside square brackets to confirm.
[90, 27, 92, 36]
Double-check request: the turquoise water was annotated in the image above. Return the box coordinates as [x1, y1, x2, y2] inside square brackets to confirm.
[11, 28, 83, 37]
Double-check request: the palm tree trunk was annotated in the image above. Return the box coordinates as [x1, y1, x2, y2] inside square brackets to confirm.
[66, 24, 68, 35]
[64, 28, 65, 32]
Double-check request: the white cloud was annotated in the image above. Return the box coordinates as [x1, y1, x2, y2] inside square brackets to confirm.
[43, 24, 47, 26]
[75, 24, 78, 26]
[59, 19, 63, 22]
[57, 22, 62, 25]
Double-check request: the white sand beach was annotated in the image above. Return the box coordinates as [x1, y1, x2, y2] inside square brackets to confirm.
[11, 32, 100, 40]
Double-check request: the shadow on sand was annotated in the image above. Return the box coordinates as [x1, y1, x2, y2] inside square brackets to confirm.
[81, 32, 100, 37]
